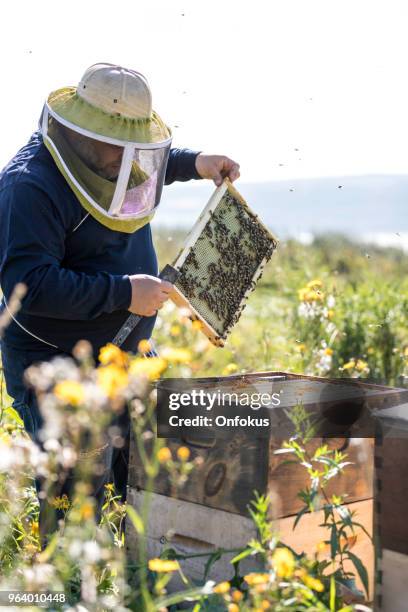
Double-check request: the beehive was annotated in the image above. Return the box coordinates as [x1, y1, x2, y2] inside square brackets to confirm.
[374, 393, 408, 611]
[126, 372, 405, 595]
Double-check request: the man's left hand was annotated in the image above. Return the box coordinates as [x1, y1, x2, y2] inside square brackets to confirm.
[195, 154, 240, 186]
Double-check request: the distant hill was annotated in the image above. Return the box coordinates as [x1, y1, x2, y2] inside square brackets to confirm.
[155, 174, 408, 236]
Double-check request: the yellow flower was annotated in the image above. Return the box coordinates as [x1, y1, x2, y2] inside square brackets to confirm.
[129, 357, 168, 380]
[25, 543, 39, 556]
[302, 574, 324, 592]
[170, 324, 181, 336]
[80, 502, 94, 520]
[97, 364, 129, 398]
[298, 287, 309, 301]
[54, 380, 85, 406]
[223, 363, 238, 375]
[176, 446, 190, 462]
[51, 494, 70, 510]
[228, 605, 239, 612]
[213, 581, 230, 594]
[298, 287, 325, 302]
[342, 359, 356, 371]
[30, 521, 39, 536]
[157, 447, 172, 463]
[231, 590, 243, 602]
[138, 339, 152, 354]
[271, 547, 295, 579]
[324, 347, 333, 356]
[316, 540, 328, 554]
[307, 279, 323, 289]
[161, 347, 192, 364]
[192, 319, 203, 331]
[148, 558, 179, 573]
[313, 290, 325, 301]
[327, 309, 335, 319]
[367, 347, 375, 355]
[244, 573, 270, 586]
[260, 601, 271, 610]
[99, 343, 129, 367]
[104, 482, 115, 492]
[356, 359, 368, 372]
[297, 343, 306, 353]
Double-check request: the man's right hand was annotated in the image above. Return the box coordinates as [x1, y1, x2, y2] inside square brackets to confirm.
[128, 274, 173, 317]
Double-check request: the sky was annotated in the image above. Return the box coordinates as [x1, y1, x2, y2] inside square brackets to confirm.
[1, 0, 408, 183]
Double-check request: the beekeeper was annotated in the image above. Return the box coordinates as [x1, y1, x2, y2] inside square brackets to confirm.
[0, 63, 239, 497]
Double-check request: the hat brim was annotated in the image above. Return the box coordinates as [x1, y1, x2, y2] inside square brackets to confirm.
[47, 87, 171, 145]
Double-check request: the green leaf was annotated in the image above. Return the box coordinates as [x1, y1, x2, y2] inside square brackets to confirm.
[126, 505, 145, 535]
[313, 444, 329, 459]
[351, 521, 373, 542]
[330, 523, 338, 559]
[293, 505, 309, 529]
[4, 406, 23, 426]
[337, 505, 353, 527]
[347, 550, 370, 598]
[330, 574, 336, 612]
[204, 550, 222, 580]
[323, 504, 332, 523]
[230, 547, 254, 564]
[37, 532, 59, 563]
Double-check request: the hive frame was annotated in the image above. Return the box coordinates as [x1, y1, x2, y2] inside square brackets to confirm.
[169, 179, 278, 346]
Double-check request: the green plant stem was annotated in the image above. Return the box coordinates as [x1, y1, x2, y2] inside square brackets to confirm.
[303, 445, 347, 575]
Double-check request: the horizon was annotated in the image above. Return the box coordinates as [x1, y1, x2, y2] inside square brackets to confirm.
[2, 0, 408, 184]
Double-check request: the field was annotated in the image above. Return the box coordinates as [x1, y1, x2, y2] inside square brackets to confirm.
[0, 232, 407, 610]
[153, 229, 408, 385]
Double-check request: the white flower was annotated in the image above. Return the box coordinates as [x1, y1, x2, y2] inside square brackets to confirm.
[298, 302, 320, 319]
[83, 382, 107, 410]
[130, 399, 145, 418]
[83, 541, 101, 563]
[22, 563, 55, 589]
[43, 438, 60, 453]
[327, 295, 336, 308]
[0, 442, 14, 472]
[69, 541, 82, 559]
[61, 447, 77, 469]
[202, 580, 216, 595]
[179, 307, 192, 318]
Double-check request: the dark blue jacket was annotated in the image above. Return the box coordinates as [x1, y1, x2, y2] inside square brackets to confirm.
[0, 131, 201, 357]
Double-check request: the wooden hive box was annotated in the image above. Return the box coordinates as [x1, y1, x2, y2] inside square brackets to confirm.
[374, 393, 408, 611]
[126, 372, 404, 596]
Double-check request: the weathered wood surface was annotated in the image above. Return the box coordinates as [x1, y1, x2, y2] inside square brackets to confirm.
[129, 431, 373, 517]
[125, 488, 261, 593]
[126, 490, 373, 597]
[153, 371, 406, 413]
[377, 549, 408, 612]
[374, 416, 408, 609]
[375, 415, 408, 550]
[128, 371, 402, 516]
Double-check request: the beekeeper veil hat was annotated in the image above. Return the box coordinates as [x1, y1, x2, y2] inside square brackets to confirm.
[42, 63, 172, 233]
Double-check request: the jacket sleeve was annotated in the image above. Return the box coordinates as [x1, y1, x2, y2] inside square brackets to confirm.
[165, 148, 202, 185]
[0, 183, 132, 320]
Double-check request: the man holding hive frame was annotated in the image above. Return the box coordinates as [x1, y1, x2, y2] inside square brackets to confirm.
[0, 63, 240, 531]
